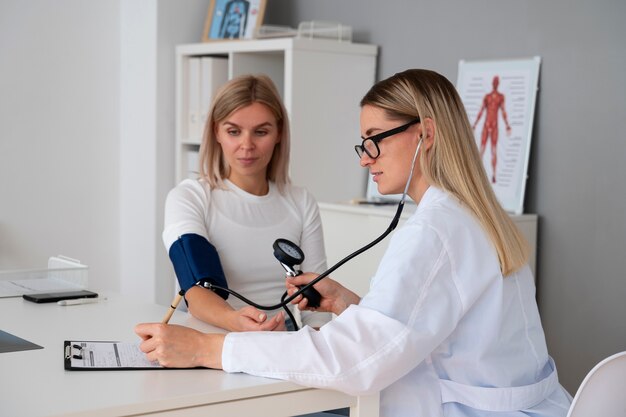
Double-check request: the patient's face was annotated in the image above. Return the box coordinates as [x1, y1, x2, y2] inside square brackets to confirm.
[215, 102, 279, 191]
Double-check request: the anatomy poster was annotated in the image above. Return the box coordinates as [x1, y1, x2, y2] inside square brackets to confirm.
[457, 57, 540, 214]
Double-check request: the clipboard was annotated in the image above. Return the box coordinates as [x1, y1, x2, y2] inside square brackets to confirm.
[64, 340, 163, 370]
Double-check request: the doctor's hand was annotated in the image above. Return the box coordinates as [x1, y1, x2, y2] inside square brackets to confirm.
[135, 323, 224, 369]
[286, 273, 360, 316]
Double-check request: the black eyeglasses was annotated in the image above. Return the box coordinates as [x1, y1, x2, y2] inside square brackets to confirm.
[354, 118, 420, 159]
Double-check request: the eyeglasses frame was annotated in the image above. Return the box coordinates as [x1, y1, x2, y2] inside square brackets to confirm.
[355, 117, 421, 159]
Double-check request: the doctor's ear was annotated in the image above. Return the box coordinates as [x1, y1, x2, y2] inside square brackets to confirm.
[419, 118, 436, 150]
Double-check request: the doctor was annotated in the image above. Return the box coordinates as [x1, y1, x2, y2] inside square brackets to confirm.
[136, 69, 572, 417]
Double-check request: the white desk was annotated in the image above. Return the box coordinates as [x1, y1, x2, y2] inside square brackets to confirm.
[0, 294, 379, 417]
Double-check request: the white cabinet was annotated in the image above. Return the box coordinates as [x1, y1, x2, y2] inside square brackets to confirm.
[319, 202, 538, 297]
[175, 38, 378, 203]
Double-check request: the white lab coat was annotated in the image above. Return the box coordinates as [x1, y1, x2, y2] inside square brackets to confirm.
[222, 186, 572, 416]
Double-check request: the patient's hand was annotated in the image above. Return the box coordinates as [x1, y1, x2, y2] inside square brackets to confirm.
[230, 307, 286, 332]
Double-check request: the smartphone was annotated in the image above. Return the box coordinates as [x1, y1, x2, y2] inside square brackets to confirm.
[23, 290, 99, 303]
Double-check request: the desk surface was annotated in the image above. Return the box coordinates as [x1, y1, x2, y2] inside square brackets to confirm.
[0, 294, 378, 417]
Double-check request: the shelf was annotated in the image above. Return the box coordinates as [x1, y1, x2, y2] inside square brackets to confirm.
[175, 39, 378, 202]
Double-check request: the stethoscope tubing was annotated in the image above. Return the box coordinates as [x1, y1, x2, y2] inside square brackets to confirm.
[205, 138, 423, 313]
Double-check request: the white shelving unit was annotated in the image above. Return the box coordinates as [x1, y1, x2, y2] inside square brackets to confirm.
[175, 38, 378, 203]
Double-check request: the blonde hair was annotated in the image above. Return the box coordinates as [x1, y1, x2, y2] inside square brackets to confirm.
[361, 69, 528, 275]
[199, 74, 290, 191]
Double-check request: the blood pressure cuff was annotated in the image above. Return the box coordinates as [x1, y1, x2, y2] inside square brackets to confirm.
[168, 233, 229, 300]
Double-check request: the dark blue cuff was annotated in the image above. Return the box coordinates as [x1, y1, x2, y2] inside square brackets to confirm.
[168, 233, 229, 299]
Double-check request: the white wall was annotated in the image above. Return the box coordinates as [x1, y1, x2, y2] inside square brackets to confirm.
[0, 0, 208, 303]
[154, 0, 211, 306]
[0, 0, 121, 291]
[119, 0, 158, 302]
[119, 0, 210, 305]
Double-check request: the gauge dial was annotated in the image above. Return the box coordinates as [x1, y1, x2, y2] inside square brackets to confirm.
[278, 241, 302, 259]
[273, 238, 305, 265]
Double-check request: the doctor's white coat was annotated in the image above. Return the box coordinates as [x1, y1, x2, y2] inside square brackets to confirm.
[222, 186, 572, 416]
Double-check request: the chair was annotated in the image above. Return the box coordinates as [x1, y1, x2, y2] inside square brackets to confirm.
[567, 351, 626, 417]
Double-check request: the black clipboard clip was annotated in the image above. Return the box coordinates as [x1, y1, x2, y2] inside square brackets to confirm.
[64, 342, 86, 360]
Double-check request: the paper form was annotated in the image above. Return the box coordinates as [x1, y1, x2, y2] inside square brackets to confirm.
[66, 341, 162, 369]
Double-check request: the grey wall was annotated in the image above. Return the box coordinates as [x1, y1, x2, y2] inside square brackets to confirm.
[265, 0, 626, 394]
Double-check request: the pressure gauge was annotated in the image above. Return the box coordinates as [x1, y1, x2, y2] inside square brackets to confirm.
[272, 238, 321, 308]
[273, 238, 305, 267]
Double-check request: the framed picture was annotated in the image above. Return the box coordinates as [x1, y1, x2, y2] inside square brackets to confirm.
[202, 0, 267, 41]
[457, 56, 541, 214]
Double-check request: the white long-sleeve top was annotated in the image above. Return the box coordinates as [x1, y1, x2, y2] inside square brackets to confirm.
[222, 186, 572, 416]
[163, 179, 331, 328]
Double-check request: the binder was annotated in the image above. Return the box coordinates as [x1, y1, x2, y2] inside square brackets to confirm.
[187, 57, 201, 142]
[186, 56, 227, 143]
[185, 148, 200, 179]
[199, 56, 228, 133]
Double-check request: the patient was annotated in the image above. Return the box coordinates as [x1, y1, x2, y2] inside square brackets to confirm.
[163, 74, 330, 332]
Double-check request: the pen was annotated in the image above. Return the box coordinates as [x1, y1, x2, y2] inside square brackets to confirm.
[58, 297, 107, 306]
[357, 200, 398, 205]
[161, 290, 185, 324]
[350, 198, 398, 205]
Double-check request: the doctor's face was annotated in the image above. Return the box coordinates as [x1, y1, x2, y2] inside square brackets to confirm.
[359, 105, 422, 196]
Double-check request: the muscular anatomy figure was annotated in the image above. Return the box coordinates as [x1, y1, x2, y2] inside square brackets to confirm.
[472, 76, 511, 183]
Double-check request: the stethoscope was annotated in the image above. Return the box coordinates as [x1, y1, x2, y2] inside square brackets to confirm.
[199, 138, 423, 330]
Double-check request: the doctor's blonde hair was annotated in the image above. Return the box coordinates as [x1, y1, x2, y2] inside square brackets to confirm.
[361, 69, 528, 276]
[199, 74, 290, 191]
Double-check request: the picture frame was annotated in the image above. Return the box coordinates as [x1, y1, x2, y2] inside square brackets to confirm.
[202, 0, 267, 42]
[456, 56, 541, 215]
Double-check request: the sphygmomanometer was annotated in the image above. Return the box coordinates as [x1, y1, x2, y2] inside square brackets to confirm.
[170, 138, 423, 331]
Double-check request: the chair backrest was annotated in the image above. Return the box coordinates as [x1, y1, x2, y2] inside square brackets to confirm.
[567, 351, 626, 417]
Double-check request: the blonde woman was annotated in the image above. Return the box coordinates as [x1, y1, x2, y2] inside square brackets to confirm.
[162, 74, 330, 332]
[138, 70, 571, 417]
